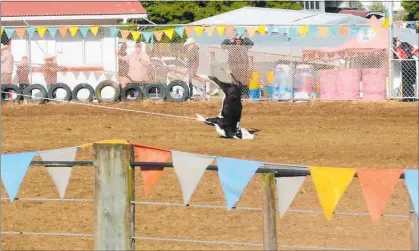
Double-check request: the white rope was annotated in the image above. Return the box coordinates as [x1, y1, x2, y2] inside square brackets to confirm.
[1, 91, 197, 121]
[1, 231, 93, 237]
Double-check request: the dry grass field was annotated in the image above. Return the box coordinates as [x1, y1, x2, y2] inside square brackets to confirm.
[1, 100, 418, 250]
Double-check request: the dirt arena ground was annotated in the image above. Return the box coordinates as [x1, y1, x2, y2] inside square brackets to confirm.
[1, 100, 418, 250]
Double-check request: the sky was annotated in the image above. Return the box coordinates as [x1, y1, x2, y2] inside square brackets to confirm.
[361, 0, 403, 11]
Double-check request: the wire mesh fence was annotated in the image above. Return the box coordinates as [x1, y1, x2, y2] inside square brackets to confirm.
[389, 21, 419, 101]
[1, 23, 414, 102]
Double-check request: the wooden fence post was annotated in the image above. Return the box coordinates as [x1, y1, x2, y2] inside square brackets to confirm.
[93, 143, 133, 250]
[262, 173, 278, 251]
[410, 199, 418, 251]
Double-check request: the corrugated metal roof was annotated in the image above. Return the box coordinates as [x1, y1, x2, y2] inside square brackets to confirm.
[190, 6, 369, 26]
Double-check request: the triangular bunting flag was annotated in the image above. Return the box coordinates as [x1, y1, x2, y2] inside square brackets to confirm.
[278, 27, 287, 36]
[267, 26, 276, 35]
[132, 144, 171, 196]
[15, 28, 26, 39]
[58, 27, 68, 37]
[38, 147, 78, 199]
[79, 27, 90, 38]
[205, 26, 216, 36]
[36, 26, 47, 38]
[163, 29, 174, 40]
[172, 151, 215, 205]
[109, 27, 120, 37]
[339, 26, 348, 36]
[1, 152, 37, 201]
[381, 18, 390, 28]
[217, 157, 263, 210]
[94, 72, 103, 81]
[329, 26, 339, 36]
[356, 168, 404, 222]
[0, 28, 3, 36]
[184, 26, 194, 37]
[216, 26, 226, 36]
[105, 73, 113, 80]
[404, 169, 418, 217]
[120, 30, 131, 40]
[142, 31, 152, 43]
[225, 26, 235, 39]
[131, 31, 141, 41]
[154, 31, 164, 42]
[298, 25, 309, 37]
[235, 26, 246, 37]
[246, 27, 257, 38]
[194, 26, 205, 36]
[309, 166, 356, 221]
[288, 27, 298, 37]
[26, 27, 36, 39]
[318, 26, 329, 37]
[69, 27, 79, 37]
[175, 26, 185, 37]
[308, 25, 318, 36]
[73, 71, 82, 79]
[276, 176, 306, 217]
[350, 27, 360, 37]
[48, 27, 58, 37]
[90, 26, 100, 36]
[4, 28, 15, 39]
[257, 26, 266, 35]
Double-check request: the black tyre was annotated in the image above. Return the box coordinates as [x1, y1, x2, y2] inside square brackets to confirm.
[95, 80, 121, 103]
[165, 80, 190, 102]
[143, 83, 166, 101]
[22, 84, 48, 103]
[72, 83, 95, 102]
[48, 83, 72, 102]
[121, 83, 144, 102]
[0, 84, 22, 103]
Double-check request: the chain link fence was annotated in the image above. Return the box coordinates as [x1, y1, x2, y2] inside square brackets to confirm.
[389, 21, 419, 101]
[0, 24, 401, 102]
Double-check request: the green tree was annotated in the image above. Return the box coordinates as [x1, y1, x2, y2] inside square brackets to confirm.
[368, 2, 386, 13]
[401, 0, 419, 21]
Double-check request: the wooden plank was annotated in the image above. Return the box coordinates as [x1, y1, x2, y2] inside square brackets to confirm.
[262, 173, 278, 251]
[410, 199, 419, 251]
[93, 143, 133, 250]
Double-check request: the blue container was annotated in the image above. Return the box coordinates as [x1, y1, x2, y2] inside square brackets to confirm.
[249, 89, 260, 101]
[264, 86, 274, 98]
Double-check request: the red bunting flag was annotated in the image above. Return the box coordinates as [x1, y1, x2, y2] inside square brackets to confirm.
[132, 143, 171, 196]
[356, 168, 403, 222]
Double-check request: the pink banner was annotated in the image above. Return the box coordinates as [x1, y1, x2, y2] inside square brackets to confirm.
[362, 68, 387, 100]
[320, 69, 360, 100]
[320, 69, 338, 100]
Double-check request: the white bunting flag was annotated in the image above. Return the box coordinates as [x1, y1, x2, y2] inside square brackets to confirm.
[93, 72, 102, 81]
[38, 147, 78, 199]
[276, 176, 305, 217]
[172, 151, 215, 205]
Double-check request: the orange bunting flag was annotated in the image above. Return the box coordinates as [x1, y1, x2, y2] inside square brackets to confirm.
[205, 26, 216, 36]
[90, 26, 100, 36]
[120, 30, 131, 40]
[298, 25, 309, 37]
[356, 168, 403, 222]
[216, 25, 225, 36]
[132, 143, 171, 196]
[246, 27, 258, 38]
[319, 26, 329, 37]
[194, 26, 205, 36]
[154, 31, 164, 41]
[339, 26, 348, 36]
[257, 26, 267, 35]
[184, 26, 194, 37]
[309, 166, 356, 221]
[69, 27, 79, 37]
[36, 26, 48, 38]
[163, 29, 175, 40]
[15, 28, 26, 39]
[131, 31, 141, 41]
[58, 27, 68, 37]
[225, 26, 235, 39]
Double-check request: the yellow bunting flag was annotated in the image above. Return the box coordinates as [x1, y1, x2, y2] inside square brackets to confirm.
[225, 26, 235, 39]
[246, 27, 257, 38]
[194, 26, 205, 36]
[216, 25, 226, 36]
[257, 26, 267, 35]
[318, 26, 329, 37]
[69, 27, 79, 37]
[381, 18, 390, 28]
[339, 26, 348, 36]
[372, 25, 380, 33]
[81, 139, 129, 148]
[205, 26, 215, 36]
[36, 26, 48, 38]
[184, 26, 194, 37]
[1, 28, 4, 36]
[89, 26, 100, 36]
[154, 31, 164, 41]
[131, 31, 141, 41]
[309, 166, 356, 221]
[58, 27, 68, 37]
[120, 30, 131, 40]
[163, 29, 175, 40]
[15, 28, 26, 39]
[298, 25, 309, 37]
